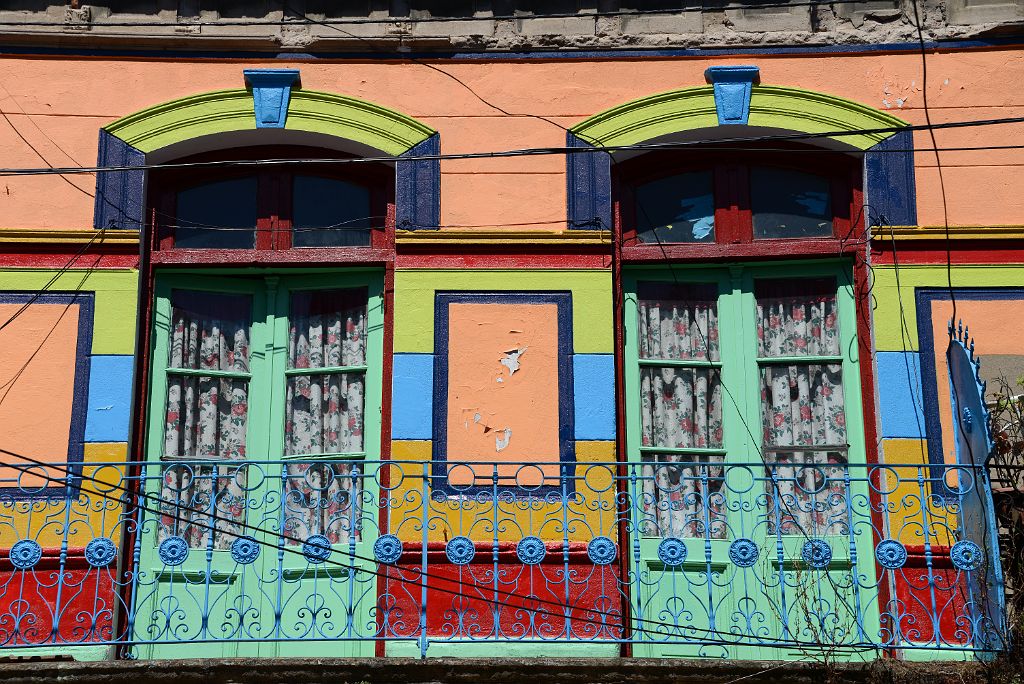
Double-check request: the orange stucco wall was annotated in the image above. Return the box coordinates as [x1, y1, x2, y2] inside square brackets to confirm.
[445, 301, 560, 485]
[0, 49, 1022, 231]
[0, 302, 79, 487]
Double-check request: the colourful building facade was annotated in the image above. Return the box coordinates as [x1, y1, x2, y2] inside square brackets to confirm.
[0, 17, 1021, 661]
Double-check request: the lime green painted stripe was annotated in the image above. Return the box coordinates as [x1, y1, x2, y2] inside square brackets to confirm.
[570, 84, 908, 151]
[0, 269, 138, 354]
[873, 264, 1024, 351]
[105, 88, 435, 155]
[393, 269, 613, 353]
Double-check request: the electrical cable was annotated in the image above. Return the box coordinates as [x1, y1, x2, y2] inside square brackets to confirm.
[0, 234, 878, 651]
[0, 95, 94, 198]
[0, 236, 876, 653]
[0, 118, 1023, 177]
[908, 0, 998, 644]
[0, 445, 881, 652]
[0, 227, 106, 334]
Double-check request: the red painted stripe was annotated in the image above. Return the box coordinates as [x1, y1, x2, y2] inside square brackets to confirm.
[0, 252, 138, 268]
[375, 262, 396, 659]
[871, 241, 1024, 265]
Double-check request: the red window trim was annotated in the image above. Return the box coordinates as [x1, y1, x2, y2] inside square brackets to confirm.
[613, 144, 863, 263]
[147, 145, 396, 263]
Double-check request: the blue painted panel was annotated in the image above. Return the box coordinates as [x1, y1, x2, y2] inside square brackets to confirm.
[392, 353, 434, 440]
[94, 130, 145, 231]
[396, 134, 441, 230]
[876, 351, 925, 439]
[865, 129, 917, 227]
[566, 132, 611, 231]
[573, 354, 615, 441]
[84, 355, 134, 442]
[3, 37, 1022, 61]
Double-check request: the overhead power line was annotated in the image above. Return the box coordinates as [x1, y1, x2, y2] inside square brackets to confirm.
[0, 116, 1022, 177]
[0, 445, 881, 652]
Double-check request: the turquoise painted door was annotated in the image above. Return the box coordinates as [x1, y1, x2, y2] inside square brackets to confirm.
[623, 263, 878, 660]
[133, 272, 383, 659]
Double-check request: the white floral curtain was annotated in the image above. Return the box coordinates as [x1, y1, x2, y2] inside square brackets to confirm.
[637, 286, 726, 540]
[284, 289, 367, 546]
[160, 292, 251, 549]
[757, 282, 848, 536]
[642, 457, 727, 539]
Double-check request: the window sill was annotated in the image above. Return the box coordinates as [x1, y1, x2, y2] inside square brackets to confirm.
[150, 247, 393, 266]
[620, 240, 859, 263]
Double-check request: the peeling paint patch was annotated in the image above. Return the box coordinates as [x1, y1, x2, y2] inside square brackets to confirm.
[495, 427, 512, 452]
[500, 346, 527, 376]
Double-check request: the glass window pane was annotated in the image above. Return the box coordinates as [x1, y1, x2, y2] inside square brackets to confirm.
[288, 288, 368, 369]
[637, 282, 719, 361]
[164, 377, 249, 459]
[287, 288, 369, 457]
[285, 373, 365, 456]
[641, 367, 723, 449]
[282, 462, 363, 546]
[168, 290, 252, 371]
[175, 177, 257, 249]
[640, 455, 726, 539]
[765, 450, 849, 536]
[292, 176, 372, 247]
[755, 278, 839, 357]
[635, 172, 715, 244]
[760, 364, 846, 448]
[159, 462, 248, 549]
[751, 167, 833, 239]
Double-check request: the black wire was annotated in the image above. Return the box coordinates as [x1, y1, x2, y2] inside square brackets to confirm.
[0, 228, 106, 334]
[0, 100, 94, 198]
[2, 118, 1024, 177]
[0, 445, 880, 652]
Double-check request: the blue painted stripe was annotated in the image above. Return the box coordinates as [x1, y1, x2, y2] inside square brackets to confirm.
[392, 353, 433, 440]
[84, 355, 135, 443]
[876, 351, 926, 439]
[1, 38, 1020, 61]
[574, 354, 615, 441]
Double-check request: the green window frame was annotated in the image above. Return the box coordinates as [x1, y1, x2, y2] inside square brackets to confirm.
[144, 268, 385, 549]
[622, 260, 868, 564]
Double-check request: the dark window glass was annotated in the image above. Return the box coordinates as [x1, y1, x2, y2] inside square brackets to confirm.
[175, 177, 258, 249]
[635, 172, 715, 244]
[751, 168, 833, 239]
[292, 176, 372, 247]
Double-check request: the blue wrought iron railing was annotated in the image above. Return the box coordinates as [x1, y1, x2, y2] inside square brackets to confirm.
[0, 458, 1005, 658]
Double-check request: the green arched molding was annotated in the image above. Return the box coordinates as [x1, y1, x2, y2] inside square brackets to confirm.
[570, 84, 908, 151]
[104, 88, 435, 155]
[565, 83, 917, 231]
[95, 87, 440, 231]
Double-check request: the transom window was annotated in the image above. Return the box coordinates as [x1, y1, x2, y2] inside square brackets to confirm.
[616, 147, 859, 247]
[149, 146, 392, 252]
